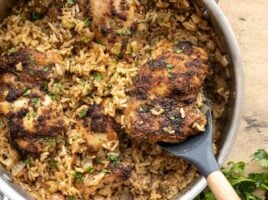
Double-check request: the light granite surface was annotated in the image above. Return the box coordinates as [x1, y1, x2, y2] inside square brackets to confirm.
[219, 0, 268, 164]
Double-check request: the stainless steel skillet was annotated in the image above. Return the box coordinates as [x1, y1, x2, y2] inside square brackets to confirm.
[0, 0, 244, 199]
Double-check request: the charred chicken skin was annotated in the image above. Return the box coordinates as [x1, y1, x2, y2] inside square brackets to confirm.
[0, 49, 66, 155]
[125, 41, 209, 143]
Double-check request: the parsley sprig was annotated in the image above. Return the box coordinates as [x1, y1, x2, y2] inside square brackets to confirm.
[195, 149, 268, 200]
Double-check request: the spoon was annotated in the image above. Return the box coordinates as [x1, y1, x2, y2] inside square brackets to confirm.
[159, 102, 241, 200]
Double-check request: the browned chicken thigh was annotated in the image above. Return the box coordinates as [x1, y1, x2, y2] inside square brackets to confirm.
[0, 49, 66, 155]
[125, 41, 209, 143]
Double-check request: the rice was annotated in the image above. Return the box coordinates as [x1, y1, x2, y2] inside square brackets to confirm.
[0, 0, 231, 199]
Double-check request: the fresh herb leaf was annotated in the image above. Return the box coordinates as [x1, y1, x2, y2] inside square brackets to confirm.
[196, 150, 268, 200]
[166, 64, 174, 70]
[101, 169, 110, 174]
[23, 89, 31, 96]
[55, 135, 63, 144]
[74, 171, 84, 183]
[175, 49, 183, 54]
[78, 108, 88, 118]
[66, 196, 76, 200]
[29, 56, 36, 66]
[116, 28, 131, 36]
[30, 11, 42, 21]
[67, 0, 74, 5]
[93, 72, 103, 82]
[43, 66, 49, 72]
[8, 47, 17, 55]
[49, 159, 58, 169]
[82, 36, 89, 44]
[252, 149, 268, 168]
[48, 93, 57, 101]
[31, 98, 40, 108]
[85, 167, 95, 174]
[84, 17, 92, 27]
[31, 112, 38, 118]
[107, 154, 120, 165]
[24, 157, 32, 165]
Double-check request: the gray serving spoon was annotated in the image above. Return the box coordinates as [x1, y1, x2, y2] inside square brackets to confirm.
[159, 102, 241, 200]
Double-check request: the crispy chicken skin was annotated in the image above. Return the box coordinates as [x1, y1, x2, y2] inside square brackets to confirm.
[125, 41, 209, 143]
[0, 49, 66, 155]
[134, 41, 209, 102]
[77, 104, 119, 152]
[125, 97, 207, 143]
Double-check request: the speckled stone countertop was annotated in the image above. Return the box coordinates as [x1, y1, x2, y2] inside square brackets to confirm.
[219, 0, 268, 165]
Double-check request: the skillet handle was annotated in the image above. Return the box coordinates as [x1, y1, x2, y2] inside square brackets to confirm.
[207, 171, 241, 200]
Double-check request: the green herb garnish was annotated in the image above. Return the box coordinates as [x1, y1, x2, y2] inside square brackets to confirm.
[78, 108, 88, 118]
[82, 36, 89, 44]
[101, 169, 110, 174]
[48, 93, 57, 101]
[24, 157, 32, 165]
[29, 56, 36, 66]
[30, 11, 42, 21]
[85, 167, 95, 174]
[107, 154, 120, 165]
[23, 89, 31, 96]
[67, 0, 74, 5]
[84, 17, 92, 27]
[252, 149, 268, 168]
[116, 28, 131, 36]
[93, 72, 103, 82]
[175, 49, 183, 54]
[74, 171, 84, 183]
[31, 98, 40, 108]
[195, 149, 268, 200]
[49, 159, 58, 169]
[43, 66, 49, 72]
[166, 64, 174, 78]
[66, 196, 76, 200]
[7, 47, 17, 55]
[55, 135, 63, 144]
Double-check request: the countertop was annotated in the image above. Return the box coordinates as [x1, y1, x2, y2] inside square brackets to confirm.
[219, 0, 268, 164]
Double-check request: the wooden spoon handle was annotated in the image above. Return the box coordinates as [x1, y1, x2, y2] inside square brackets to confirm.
[207, 171, 241, 200]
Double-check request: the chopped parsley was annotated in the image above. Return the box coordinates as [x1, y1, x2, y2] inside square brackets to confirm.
[31, 98, 40, 108]
[116, 28, 131, 36]
[49, 159, 58, 169]
[7, 47, 17, 55]
[55, 135, 63, 144]
[30, 11, 42, 21]
[29, 56, 36, 66]
[84, 17, 92, 27]
[43, 66, 49, 72]
[32, 112, 38, 118]
[175, 49, 183, 54]
[74, 171, 84, 183]
[145, 48, 152, 54]
[101, 169, 110, 174]
[24, 157, 32, 165]
[48, 93, 57, 101]
[78, 108, 88, 118]
[82, 36, 90, 44]
[166, 64, 174, 78]
[85, 167, 95, 174]
[23, 89, 31, 96]
[67, 0, 74, 5]
[66, 196, 76, 200]
[107, 154, 120, 165]
[93, 72, 103, 82]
